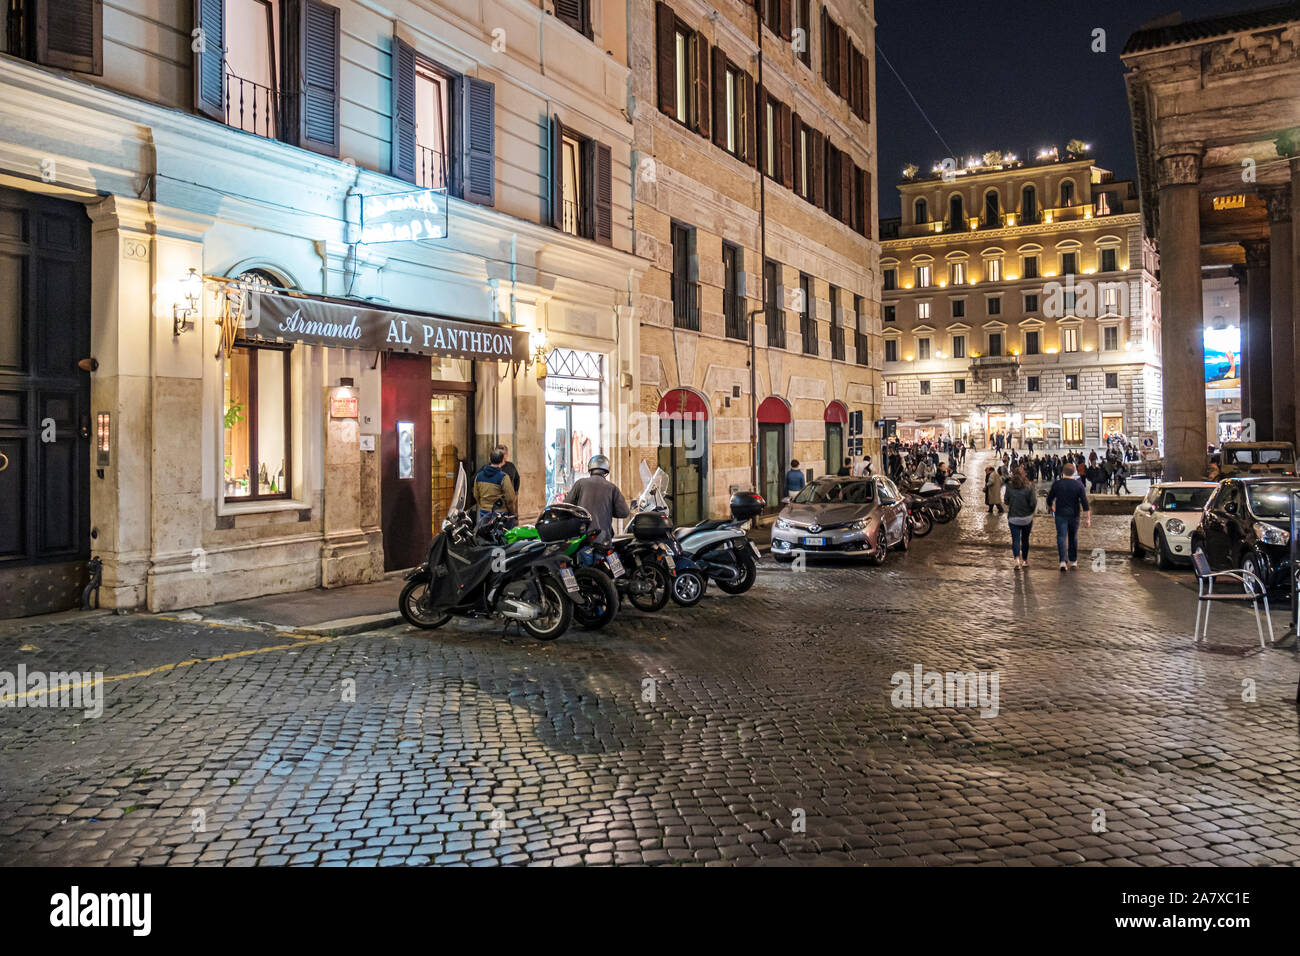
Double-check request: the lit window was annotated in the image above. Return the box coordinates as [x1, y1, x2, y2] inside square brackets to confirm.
[986, 258, 1002, 282]
[1062, 327, 1080, 352]
[415, 63, 451, 189]
[917, 302, 931, 320]
[916, 265, 931, 288]
[224, 344, 291, 500]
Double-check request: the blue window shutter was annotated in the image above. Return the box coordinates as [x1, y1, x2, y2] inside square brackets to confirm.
[299, 0, 340, 157]
[461, 77, 495, 206]
[390, 36, 417, 182]
[193, 0, 225, 120]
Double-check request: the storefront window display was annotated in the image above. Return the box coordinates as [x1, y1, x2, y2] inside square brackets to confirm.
[545, 348, 604, 502]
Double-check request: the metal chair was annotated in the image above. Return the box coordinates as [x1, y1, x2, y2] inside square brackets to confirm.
[1191, 550, 1274, 648]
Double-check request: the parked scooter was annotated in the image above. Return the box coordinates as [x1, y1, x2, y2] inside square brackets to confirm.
[398, 466, 583, 640]
[625, 463, 710, 607]
[674, 489, 765, 594]
[496, 522, 622, 630]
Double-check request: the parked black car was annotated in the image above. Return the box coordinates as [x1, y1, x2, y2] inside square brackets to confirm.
[1190, 477, 1300, 591]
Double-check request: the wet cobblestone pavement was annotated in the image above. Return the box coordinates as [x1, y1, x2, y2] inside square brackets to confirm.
[2, 453, 1298, 866]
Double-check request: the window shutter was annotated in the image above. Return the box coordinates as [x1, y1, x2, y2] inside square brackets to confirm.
[840, 152, 852, 223]
[461, 77, 496, 205]
[778, 0, 792, 40]
[549, 115, 563, 228]
[711, 46, 726, 149]
[755, 90, 765, 172]
[298, 0, 341, 157]
[655, 2, 676, 116]
[791, 112, 802, 195]
[591, 141, 613, 246]
[390, 37, 417, 183]
[848, 48, 859, 115]
[193, 0, 225, 121]
[36, 0, 103, 74]
[554, 0, 589, 37]
[811, 129, 824, 207]
[743, 72, 757, 166]
[779, 101, 792, 190]
[693, 36, 710, 139]
[838, 30, 850, 99]
[860, 51, 870, 122]
[820, 7, 829, 82]
[862, 168, 873, 238]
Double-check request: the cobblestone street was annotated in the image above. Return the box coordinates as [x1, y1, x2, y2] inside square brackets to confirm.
[2, 457, 1298, 867]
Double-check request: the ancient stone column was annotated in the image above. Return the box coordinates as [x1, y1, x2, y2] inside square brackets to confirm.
[1262, 183, 1295, 444]
[1240, 240, 1272, 437]
[1156, 147, 1207, 480]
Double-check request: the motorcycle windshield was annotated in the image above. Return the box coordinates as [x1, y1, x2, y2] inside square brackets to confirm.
[449, 464, 468, 517]
[637, 462, 670, 513]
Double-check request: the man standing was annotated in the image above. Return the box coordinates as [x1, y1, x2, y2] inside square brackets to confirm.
[1047, 463, 1091, 571]
[496, 443, 521, 501]
[474, 449, 517, 525]
[785, 460, 806, 499]
[565, 455, 629, 543]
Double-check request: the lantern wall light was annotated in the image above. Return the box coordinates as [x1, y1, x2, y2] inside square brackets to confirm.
[173, 268, 202, 337]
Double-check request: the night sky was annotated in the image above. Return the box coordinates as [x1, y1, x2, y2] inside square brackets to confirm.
[873, 0, 1269, 217]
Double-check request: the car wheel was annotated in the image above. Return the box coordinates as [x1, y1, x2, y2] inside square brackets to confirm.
[869, 533, 888, 565]
[1154, 528, 1176, 570]
[1241, 550, 1268, 595]
[1130, 522, 1145, 559]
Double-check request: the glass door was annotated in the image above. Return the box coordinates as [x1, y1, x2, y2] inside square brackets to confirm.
[759, 423, 785, 508]
[431, 390, 471, 533]
[659, 416, 706, 524]
[825, 422, 844, 474]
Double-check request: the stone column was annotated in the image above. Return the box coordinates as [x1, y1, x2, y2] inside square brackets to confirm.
[1262, 184, 1295, 444]
[1240, 241, 1273, 437]
[1156, 147, 1207, 480]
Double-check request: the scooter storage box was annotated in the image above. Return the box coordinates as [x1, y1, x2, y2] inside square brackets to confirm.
[729, 491, 766, 521]
[536, 503, 591, 542]
[629, 512, 673, 540]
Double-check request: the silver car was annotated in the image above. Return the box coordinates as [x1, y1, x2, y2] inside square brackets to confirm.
[771, 476, 911, 564]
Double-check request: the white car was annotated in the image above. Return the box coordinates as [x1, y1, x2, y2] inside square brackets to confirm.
[1130, 481, 1217, 568]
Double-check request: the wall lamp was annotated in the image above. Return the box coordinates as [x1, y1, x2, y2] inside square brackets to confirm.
[173, 268, 202, 337]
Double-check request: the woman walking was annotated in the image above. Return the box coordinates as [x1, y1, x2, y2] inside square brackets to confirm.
[1004, 466, 1037, 568]
[984, 465, 1004, 514]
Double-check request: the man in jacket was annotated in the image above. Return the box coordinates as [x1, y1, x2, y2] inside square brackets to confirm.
[1047, 463, 1091, 571]
[565, 455, 629, 543]
[785, 460, 806, 499]
[495, 443, 521, 500]
[474, 449, 517, 524]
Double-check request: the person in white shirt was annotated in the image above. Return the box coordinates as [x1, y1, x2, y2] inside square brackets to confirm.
[853, 456, 872, 477]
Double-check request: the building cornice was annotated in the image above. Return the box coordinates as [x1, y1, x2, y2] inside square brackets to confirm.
[881, 213, 1142, 253]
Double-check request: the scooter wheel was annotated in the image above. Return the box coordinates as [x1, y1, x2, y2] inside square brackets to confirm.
[573, 567, 618, 630]
[399, 578, 452, 630]
[715, 553, 757, 594]
[670, 568, 707, 607]
[909, 510, 933, 537]
[519, 573, 573, 641]
[627, 564, 671, 612]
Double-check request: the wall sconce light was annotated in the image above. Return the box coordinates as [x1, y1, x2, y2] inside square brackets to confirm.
[531, 329, 548, 380]
[96, 412, 111, 467]
[173, 268, 202, 337]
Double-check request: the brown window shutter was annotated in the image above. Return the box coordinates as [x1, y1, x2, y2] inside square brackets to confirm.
[778, 0, 792, 40]
[811, 129, 824, 208]
[298, 0, 341, 157]
[656, 2, 676, 116]
[711, 46, 726, 149]
[862, 168, 873, 238]
[840, 153, 852, 223]
[779, 101, 792, 189]
[848, 49, 859, 115]
[820, 7, 829, 82]
[838, 30, 850, 99]
[694, 35, 711, 139]
[549, 115, 564, 228]
[791, 112, 802, 195]
[860, 51, 871, 122]
[585, 139, 613, 246]
[743, 72, 757, 166]
[390, 36, 417, 182]
[36, 0, 104, 74]
[554, 0, 591, 38]
[192, 0, 225, 120]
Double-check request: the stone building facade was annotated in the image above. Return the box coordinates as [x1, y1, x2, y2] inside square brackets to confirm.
[629, 0, 881, 517]
[0, 0, 645, 616]
[878, 153, 1162, 451]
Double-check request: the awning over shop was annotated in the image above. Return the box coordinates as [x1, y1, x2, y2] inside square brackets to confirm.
[824, 400, 848, 424]
[220, 284, 528, 365]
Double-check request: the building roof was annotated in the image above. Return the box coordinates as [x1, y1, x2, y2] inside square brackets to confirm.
[1123, 2, 1300, 55]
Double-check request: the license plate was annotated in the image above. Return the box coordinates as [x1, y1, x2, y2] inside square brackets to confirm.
[748, 541, 761, 558]
[662, 553, 675, 570]
[803, 537, 826, 547]
[606, 554, 625, 577]
[560, 567, 579, 593]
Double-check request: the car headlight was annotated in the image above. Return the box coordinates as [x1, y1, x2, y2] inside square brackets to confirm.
[850, 519, 868, 530]
[1165, 518, 1185, 535]
[1255, 522, 1290, 546]
[776, 518, 791, 530]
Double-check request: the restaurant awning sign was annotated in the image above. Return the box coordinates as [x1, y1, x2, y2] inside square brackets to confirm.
[360, 189, 447, 243]
[245, 289, 526, 364]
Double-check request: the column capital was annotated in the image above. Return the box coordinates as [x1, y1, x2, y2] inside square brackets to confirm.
[1156, 144, 1203, 188]
[1241, 238, 1271, 269]
[1260, 183, 1292, 223]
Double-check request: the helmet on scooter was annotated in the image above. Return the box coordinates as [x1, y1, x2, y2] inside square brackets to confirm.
[588, 454, 611, 475]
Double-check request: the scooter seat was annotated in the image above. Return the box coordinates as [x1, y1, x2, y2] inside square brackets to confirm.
[611, 534, 634, 544]
[678, 519, 730, 537]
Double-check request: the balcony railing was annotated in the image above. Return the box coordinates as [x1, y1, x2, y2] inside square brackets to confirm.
[560, 198, 587, 239]
[672, 276, 700, 331]
[723, 290, 747, 340]
[801, 314, 818, 355]
[766, 306, 784, 348]
[855, 330, 869, 365]
[225, 71, 282, 140]
[898, 199, 1118, 238]
[417, 145, 448, 191]
[831, 323, 845, 361]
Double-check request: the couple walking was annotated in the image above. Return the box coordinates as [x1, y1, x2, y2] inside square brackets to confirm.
[999, 462, 1092, 570]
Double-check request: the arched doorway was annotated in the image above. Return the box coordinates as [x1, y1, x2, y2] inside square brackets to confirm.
[825, 401, 848, 475]
[757, 396, 792, 508]
[657, 389, 708, 524]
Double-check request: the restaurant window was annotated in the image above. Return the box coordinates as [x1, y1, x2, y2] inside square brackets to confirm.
[224, 343, 292, 501]
[952, 335, 966, 359]
[671, 221, 700, 330]
[723, 241, 746, 340]
[885, 339, 898, 362]
[1063, 414, 1083, 443]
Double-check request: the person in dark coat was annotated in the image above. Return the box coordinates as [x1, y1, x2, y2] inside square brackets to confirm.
[1047, 463, 1091, 571]
[565, 455, 629, 543]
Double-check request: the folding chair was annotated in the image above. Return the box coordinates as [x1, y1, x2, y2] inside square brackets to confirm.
[1191, 550, 1274, 648]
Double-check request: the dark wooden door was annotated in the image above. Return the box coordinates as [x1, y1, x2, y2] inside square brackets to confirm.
[0, 189, 91, 618]
[381, 353, 432, 571]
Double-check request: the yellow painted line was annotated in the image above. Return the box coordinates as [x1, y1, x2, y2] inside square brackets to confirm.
[0, 632, 342, 704]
